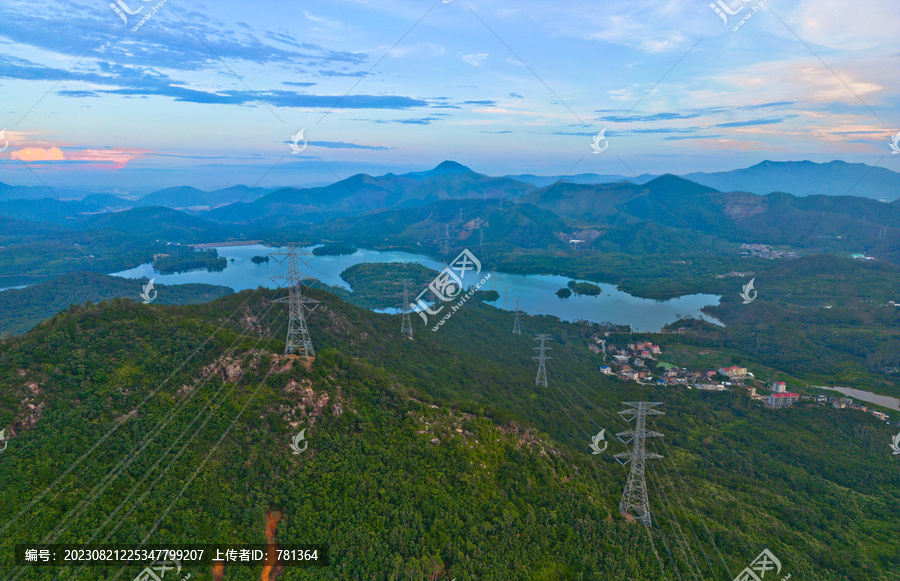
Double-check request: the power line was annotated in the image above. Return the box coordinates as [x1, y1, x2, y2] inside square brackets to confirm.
[533, 334, 552, 387]
[5, 301, 283, 580]
[512, 299, 522, 335]
[270, 246, 319, 358]
[615, 402, 664, 527]
[399, 278, 414, 340]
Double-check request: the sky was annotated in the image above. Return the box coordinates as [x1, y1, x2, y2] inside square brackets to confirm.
[0, 0, 898, 193]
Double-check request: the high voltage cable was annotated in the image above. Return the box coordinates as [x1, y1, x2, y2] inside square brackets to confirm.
[651, 418, 734, 580]
[649, 470, 704, 581]
[569, 369, 727, 578]
[4, 300, 285, 581]
[0, 287, 265, 539]
[564, 364, 730, 580]
[508, 321, 683, 580]
[109, 332, 288, 581]
[3, 300, 278, 557]
[648, 431, 721, 580]
[514, 325, 723, 581]
[60, 305, 283, 573]
[65, 317, 288, 580]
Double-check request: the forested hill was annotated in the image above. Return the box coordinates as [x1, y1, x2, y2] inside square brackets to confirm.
[0, 287, 897, 580]
[0, 271, 234, 338]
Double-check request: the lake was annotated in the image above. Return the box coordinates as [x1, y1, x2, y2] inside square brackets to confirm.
[820, 387, 900, 412]
[111, 244, 724, 332]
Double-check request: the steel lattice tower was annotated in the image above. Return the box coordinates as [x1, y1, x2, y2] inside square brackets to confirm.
[440, 225, 451, 261]
[533, 334, 551, 387]
[270, 247, 319, 357]
[614, 402, 664, 527]
[399, 278, 414, 339]
[512, 299, 522, 335]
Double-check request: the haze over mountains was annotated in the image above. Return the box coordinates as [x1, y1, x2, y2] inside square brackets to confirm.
[1, 160, 898, 212]
[2, 159, 898, 271]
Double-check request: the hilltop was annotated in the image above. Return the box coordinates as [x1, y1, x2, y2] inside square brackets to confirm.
[0, 286, 896, 579]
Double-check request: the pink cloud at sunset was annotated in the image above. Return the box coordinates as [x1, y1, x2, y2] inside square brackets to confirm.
[10, 147, 65, 161]
[9, 147, 146, 168]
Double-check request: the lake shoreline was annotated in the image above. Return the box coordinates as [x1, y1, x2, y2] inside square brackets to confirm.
[814, 386, 900, 412]
[109, 243, 724, 333]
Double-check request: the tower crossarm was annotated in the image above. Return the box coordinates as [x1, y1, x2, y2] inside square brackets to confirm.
[613, 452, 632, 466]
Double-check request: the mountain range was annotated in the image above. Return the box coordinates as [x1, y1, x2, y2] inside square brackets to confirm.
[1, 160, 898, 214]
[505, 160, 900, 201]
[3, 160, 899, 290]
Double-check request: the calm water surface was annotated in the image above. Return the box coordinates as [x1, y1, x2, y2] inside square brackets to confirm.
[111, 245, 724, 332]
[823, 387, 900, 412]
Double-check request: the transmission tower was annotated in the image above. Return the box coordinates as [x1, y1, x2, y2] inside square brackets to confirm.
[270, 247, 319, 357]
[614, 402, 664, 527]
[533, 334, 551, 387]
[512, 299, 522, 335]
[479, 228, 486, 259]
[440, 225, 451, 261]
[398, 278, 414, 340]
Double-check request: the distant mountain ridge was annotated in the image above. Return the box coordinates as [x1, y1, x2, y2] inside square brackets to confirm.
[505, 173, 651, 187]
[204, 161, 535, 223]
[510, 160, 900, 201]
[1, 160, 897, 213]
[135, 184, 272, 208]
[682, 160, 900, 200]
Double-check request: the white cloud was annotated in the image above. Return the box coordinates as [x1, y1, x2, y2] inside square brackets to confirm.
[463, 53, 489, 66]
[788, 0, 900, 52]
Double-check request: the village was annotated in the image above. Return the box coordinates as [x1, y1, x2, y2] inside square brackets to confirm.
[588, 334, 893, 423]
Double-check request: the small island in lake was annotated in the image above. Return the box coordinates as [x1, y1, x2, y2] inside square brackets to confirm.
[251, 255, 270, 264]
[567, 280, 602, 296]
[313, 243, 358, 256]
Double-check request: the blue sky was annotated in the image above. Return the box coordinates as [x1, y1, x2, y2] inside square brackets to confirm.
[1, 0, 898, 192]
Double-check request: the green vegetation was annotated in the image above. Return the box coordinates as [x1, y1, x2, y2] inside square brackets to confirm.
[0, 272, 233, 338]
[312, 243, 358, 256]
[0, 216, 162, 288]
[556, 287, 572, 298]
[0, 287, 896, 579]
[339, 262, 439, 310]
[250, 255, 270, 264]
[567, 280, 602, 296]
[153, 248, 227, 274]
